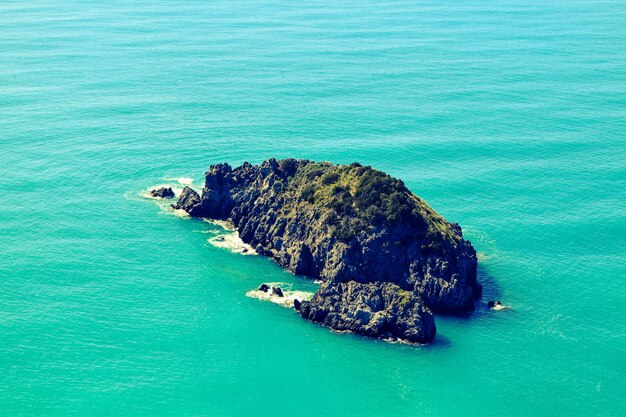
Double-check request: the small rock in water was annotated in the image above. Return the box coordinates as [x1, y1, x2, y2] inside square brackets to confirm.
[487, 300, 503, 309]
[272, 286, 284, 297]
[293, 299, 301, 311]
[242, 248, 248, 253]
[170, 186, 203, 216]
[150, 187, 175, 199]
[258, 283, 270, 293]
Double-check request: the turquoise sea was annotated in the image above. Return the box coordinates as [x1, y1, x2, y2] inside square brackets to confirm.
[1, 0, 625, 416]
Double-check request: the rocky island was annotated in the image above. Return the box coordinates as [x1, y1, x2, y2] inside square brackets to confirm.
[172, 158, 481, 343]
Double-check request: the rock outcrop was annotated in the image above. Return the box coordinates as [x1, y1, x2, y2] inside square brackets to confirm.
[299, 281, 436, 343]
[150, 187, 175, 199]
[171, 186, 204, 216]
[174, 158, 481, 343]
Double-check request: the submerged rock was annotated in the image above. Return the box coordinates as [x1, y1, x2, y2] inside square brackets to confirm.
[272, 286, 284, 297]
[150, 187, 175, 199]
[173, 158, 481, 343]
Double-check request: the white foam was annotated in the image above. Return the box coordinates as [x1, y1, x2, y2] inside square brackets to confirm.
[382, 337, 426, 346]
[246, 284, 314, 308]
[135, 181, 195, 218]
[203, 219, 256, 255]
[171, 209, 190, 218]
[165, 177, 194, 185]
[208, 233, 256, 255]
[203, 218, 236, 230]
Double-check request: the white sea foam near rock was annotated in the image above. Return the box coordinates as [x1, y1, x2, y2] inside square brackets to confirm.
[138, 178, 197, 216]
[207, 232, 256, 255]
[203, 218, 236, 230]
[171, 208, 190, 218]
[141, 176, 195, 201]
[246, 283, 314, 308]
[203, 219, 257, 255]
[164, 177, 194, 185]
[142, 184, 184, 199]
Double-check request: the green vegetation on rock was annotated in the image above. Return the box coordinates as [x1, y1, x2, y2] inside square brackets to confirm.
[288, 162, 456, 243]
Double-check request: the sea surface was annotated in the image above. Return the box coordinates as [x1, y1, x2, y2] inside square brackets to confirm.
[1, 1, 625, 416]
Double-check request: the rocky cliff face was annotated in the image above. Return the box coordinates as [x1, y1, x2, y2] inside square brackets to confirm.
[174, 158, 481, 343]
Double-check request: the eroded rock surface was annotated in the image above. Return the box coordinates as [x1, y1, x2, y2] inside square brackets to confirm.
[299, 281, 436, 343]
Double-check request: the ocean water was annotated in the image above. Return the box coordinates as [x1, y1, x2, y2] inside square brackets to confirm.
[1, 0, 625, 415]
